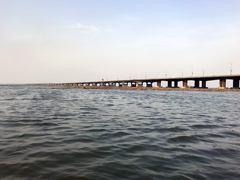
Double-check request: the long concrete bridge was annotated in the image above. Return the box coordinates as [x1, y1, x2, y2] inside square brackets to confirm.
[51, 75, 240, 89]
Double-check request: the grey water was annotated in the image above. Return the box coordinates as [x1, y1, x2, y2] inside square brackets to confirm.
[0, 86, 240, 180]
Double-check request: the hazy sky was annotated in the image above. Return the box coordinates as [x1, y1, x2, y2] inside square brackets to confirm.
[0, 0, 240, 83]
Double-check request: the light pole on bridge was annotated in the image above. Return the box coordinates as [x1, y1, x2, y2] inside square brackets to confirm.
[229, 63, 232, 75]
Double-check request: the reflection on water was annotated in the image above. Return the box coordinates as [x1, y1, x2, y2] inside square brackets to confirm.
[0, 86, 240, 180]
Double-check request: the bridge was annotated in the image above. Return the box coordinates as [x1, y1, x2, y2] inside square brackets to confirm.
[51, 75, 240, 89]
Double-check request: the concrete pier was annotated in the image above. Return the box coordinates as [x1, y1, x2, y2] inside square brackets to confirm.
[174, 81, 178, 88]
[123, 82, 128, 87]
[195, 80, 200, 88]
[168, 81, 172, 88]
[131, 82, 138, 87]
[202, 80, 207, 88]
[182, 80, 188, 88]
[147, 82, 152, 87]
[233, 79, 239, 89]
[157, 81, 162, 88]
[219, 79, 226, 89]
[138, 83, 143, 87]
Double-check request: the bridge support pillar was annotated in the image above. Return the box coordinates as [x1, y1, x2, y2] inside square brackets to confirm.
[219, 79, 226, 89]
[131, 82, 136, 87]
[174, 81, 178, 88]
[168, 81, 172, 88]
[123, 82, 128, 87]
[157, 81, 162, 88]
[131, 82, 138, 87]
[182, 80, 188, 88]
[233, 79, 239, 89]
[202, 80, 207, 88]
[138, 82, 143, 87]
[194, 80, 200, 88]
[147, 82, 152, 87]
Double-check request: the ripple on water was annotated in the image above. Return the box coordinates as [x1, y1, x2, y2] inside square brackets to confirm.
[167, 135, 200, 144]
[0, 87, 240, 180]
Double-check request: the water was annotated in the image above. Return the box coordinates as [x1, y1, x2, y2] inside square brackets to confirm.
[0, 86, 240, 180]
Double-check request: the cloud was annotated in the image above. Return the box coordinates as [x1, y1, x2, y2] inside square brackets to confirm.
[69, 23, 100, 34]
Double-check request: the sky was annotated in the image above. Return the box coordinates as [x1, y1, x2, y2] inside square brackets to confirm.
[0, 0, 240, 84]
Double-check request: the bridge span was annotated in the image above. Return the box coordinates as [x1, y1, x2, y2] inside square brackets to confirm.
[51, 75, 240, 89]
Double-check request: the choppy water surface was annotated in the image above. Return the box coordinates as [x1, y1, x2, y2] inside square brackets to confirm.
[0, 86, 240, 180]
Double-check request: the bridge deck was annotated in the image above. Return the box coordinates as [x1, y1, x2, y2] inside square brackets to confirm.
[51, 74, 240, 89]
[71, 75, 240, 84]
